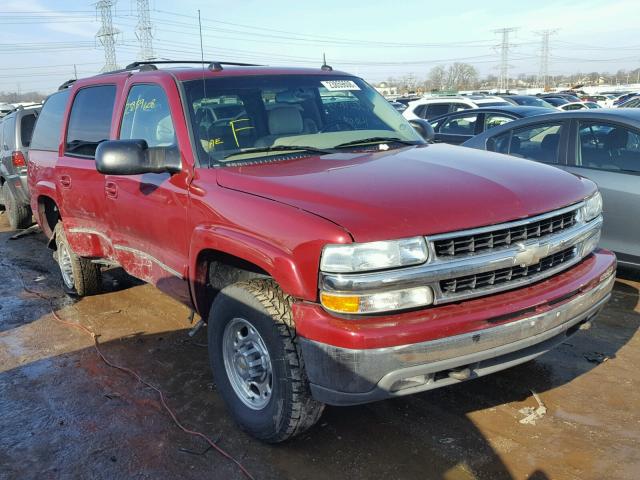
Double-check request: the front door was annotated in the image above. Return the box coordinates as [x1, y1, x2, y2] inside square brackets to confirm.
[105, 79, 192, 302]
[564, 120, 640, 265]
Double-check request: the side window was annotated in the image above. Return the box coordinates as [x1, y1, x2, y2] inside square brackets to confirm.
[20, 113, 37, 147]
[120, 84, 176, 147]
[424, 103, 451, 119]
[451, 103, 471, 113]
[511, 123, 563, 163]
[487, 130, 511, 154]
[484, 114, 514, 131]
[440, 114, 478, 135]
[577, 122, 640, 173]
[65, 85, 116, 158]
[30, 89, 70, 151]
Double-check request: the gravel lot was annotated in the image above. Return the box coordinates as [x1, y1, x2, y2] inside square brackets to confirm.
[1, 213, 638, 480]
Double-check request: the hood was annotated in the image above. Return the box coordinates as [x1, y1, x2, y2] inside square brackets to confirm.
[216, 144, 595, 243]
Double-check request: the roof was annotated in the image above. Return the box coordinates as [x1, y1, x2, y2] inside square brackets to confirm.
[67, 63, 354, 90]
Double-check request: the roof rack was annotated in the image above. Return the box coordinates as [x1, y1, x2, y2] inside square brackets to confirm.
[122, 60, 262, 73]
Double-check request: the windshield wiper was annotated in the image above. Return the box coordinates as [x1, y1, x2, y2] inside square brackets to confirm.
[333, 137, 421, 149]
[223, 145, 334, 160]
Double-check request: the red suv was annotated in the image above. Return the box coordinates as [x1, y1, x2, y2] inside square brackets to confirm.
[28, 61, 615, 442]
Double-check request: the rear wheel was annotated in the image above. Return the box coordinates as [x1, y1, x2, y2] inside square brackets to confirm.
[2, 183, 31, 229]
[208, 279, 324, 443]
[54, 223, 101, 297]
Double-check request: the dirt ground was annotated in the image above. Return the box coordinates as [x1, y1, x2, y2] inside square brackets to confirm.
[0, 213, 638, 480]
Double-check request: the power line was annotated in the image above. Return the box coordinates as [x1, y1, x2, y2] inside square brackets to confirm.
[95, 0, 120, 72]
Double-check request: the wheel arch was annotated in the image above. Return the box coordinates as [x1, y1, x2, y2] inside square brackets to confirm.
[189, 226, 311, 319]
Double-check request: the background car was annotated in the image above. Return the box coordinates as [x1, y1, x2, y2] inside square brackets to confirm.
[500, 95, 556, 109]
[428, 106, 554, 145]
[560, 101, 601, 111]
[618, 97, 640, 108]
[542, 96, 570, 108]
[388, 100, 407, 112]
[0, 104, 40, 229]
[542, 93, 582, 103]
[462, 109, 640, 268]
[403, 95, 512, 120]
[582, 94, 614, 107]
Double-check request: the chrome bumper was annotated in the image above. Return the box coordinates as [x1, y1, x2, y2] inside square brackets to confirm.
[301, 272, 614, 406]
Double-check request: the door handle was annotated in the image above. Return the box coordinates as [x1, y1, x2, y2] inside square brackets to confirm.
[59, 175, 71, 188]
[105, 181, 118, 199]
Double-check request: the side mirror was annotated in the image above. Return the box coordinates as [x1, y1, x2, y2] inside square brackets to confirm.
[408, 119, 435, 142]
[95, 139, 182, 176]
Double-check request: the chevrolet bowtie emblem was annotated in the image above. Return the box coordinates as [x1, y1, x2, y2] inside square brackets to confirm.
[513, 242, 550, 267]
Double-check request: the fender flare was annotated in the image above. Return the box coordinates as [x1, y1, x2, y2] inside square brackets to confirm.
[189, 225, 309, 317]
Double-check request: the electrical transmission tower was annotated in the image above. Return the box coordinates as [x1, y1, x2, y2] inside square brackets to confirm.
[536, 29, 558, 90]
[493, 27, 518, 92]
[135, 0, 154, 61]
[95, 0, 120, 72]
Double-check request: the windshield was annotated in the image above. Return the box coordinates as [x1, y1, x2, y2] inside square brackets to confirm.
[181, 75, 423, 165]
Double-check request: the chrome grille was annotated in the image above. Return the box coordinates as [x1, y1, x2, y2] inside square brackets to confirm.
[434, 210, 577, 257]
[440, 247, 577, 294]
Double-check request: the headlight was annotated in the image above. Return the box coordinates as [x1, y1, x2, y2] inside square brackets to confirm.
[320, 237, 428, 273]
[321, 286, 434, 314]
[582, 191, 602, 222]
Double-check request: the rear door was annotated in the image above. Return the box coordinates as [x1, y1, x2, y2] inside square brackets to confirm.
[564, 119, 640, 264]
[57, 84, 117, 238]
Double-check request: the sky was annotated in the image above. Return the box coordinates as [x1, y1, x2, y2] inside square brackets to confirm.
[1, 0, 639, 93]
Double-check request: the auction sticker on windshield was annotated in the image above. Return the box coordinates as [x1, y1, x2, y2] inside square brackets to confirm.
[321, 80, 361, 91]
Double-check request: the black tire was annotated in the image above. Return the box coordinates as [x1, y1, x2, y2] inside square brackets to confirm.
[54, 223, 102, 297]
[2, 182, 32, 229]
[208, 279, 324, 443]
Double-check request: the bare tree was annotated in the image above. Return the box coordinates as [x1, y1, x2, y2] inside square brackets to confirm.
[428, 66, 446, 91]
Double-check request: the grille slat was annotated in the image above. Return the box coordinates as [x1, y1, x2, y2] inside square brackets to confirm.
[434, 211, 577, 258]
[440, 247, 576, 295]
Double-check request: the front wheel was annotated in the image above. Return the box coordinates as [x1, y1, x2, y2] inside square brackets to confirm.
[208, 279, 324, 443]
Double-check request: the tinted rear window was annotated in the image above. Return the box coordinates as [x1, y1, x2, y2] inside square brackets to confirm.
[30, 90, 70, 151]
[65, 85, 116, 158]
[20, 113, 37, 147]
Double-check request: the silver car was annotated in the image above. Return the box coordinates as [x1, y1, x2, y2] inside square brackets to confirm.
[463, 109, 640, 268]
[0, 105, 40, 229]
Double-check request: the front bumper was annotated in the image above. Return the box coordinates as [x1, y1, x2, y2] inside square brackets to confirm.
[298, 252, 616, 406]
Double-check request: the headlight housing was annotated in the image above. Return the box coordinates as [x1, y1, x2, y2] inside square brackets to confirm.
[321, 286, 434, 314]
[320, 237, 428, 273]
[582, 191, 603, 222]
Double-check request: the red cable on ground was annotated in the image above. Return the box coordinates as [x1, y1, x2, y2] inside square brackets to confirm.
[4, 261, 255, 480]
